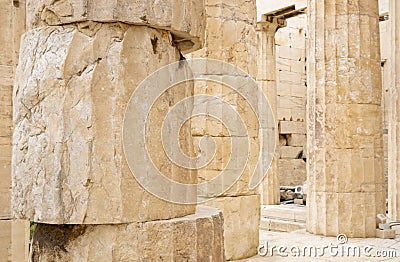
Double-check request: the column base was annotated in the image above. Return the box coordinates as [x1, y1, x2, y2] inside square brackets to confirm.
[30, 206, 225, 261]
[205, 195, 260, 261]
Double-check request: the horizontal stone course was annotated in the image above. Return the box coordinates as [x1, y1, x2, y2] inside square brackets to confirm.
[30, 206, 225, 262]
[26, 0, 205, 53]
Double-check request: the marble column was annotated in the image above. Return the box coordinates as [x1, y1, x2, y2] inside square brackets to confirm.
[256, 15, 286, 206]
[191, 0, 260, 260]
[13, 0, 225, 260]
[388, 0, 400, 221]
[307, 0, 385, 237]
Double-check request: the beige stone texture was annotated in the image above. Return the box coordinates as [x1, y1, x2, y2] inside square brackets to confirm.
[260, 219, 305, 233]
[13, 24, 196, 224]
[279, 120, 305, 134]
[25, 0, 205, 54]
[189, 0, 260, 260]
[287, 134, 306, 147]
[273, 13, 308, 193]
[380, 17, 390, 205]
[256, 16, 286, 206]
[0, 220, 30, 262]
[278, 159, 306, 187]
[206, 195, 260, 261]
[307, 0, 385, 237]
[0, 221, 11, 261]
[0, 0, 25, 221]
[388, 0, 400, 221]
[30, 206, 225, 262]
[279, 146, 303, 159]
[0, 2, 30, 261]
[375, 229, 396, 239]
[190, 0, 259, 197]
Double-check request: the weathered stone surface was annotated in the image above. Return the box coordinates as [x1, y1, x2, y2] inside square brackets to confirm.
[30, 206, 225, 262]
[0, 0, 25, 221]
[256, 17, 286, 206]
[0, 220, 30, 262]
[189, 1, 260, 259]
[206, 195, 260, 261]
[307, 0, 385, 237]
[375, 229, 396, 239]
[388, 0, 400, 221]
[278, 159, 306, 187]
[275, 14, 308, 129]
[279, 121, 305, 134]
[190, 0, 261, 199]
[0, 1, 30, 260]
[286, 134, 306, 147]
[13, 24, 196, 224]
[0, 221, 11, 261]
[280, 146, 303, 159]
[26, 0, 205, 53]
[0, 154, 11, 219]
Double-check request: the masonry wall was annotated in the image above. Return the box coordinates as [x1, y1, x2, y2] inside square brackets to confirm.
[275, 14, 307, 187]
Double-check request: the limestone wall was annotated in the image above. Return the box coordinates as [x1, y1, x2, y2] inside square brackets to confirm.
[275, 14, 307, 187]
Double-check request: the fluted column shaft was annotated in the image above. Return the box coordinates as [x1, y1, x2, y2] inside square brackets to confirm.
[307, 0, 385, 237]
[256, 16, 286, 205]
[191, 0, 260, 260]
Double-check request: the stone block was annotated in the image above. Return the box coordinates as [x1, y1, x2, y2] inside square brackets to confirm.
[280, 146, 303, 159]
[290, 60, 306, 74]
[196, 136, 260, 198]
[290, 109, 306, 122]
[260, 218, 305, 232]
[0, 220, 11, 261]
[206, 195, 260, 261]
[279, 121, 306, 134]
[291, 84, 307, 98]
[275, 28, 290, 47]
[13, 25, 196, 224]
[278, 96, 306, 110]
[277, 108, 292, 121]
[26, 0, 206, 53]
[0, 220, 29, 262]
[293, 198, 304, 205]
[30, 206, 225, 261]
[0, 159, 11, 219]
[375, 229, 395, 239]
[276, 59, 291, 71]
[287, 134, 307, 147]
[278, 71, 302, 84]
[277, 46, 305, 61]
[278, 159, 306, 186]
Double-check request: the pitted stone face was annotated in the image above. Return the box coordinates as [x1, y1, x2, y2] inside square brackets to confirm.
[12, 24, 196, 224]
[26, 0, 205, 53]
[29, 206, 225, 261]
